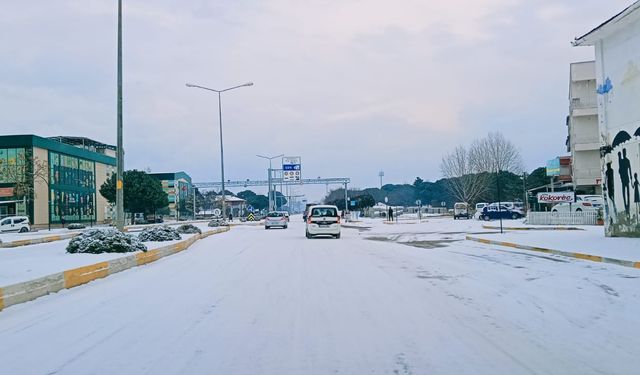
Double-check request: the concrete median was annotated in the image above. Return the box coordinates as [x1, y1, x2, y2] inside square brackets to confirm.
[0, 227, 230, 312]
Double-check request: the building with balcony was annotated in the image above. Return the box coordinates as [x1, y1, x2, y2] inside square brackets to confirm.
[0, 135, 116, 228]
[567, 61, 602, 194]
[574, 1, 640, 237]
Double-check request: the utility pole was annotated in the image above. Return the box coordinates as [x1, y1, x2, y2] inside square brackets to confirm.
[193, 187, 197, 220]
[379, 171, 384, 189]
[115, 0, 125, 230]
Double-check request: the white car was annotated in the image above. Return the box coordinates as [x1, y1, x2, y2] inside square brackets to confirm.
[551, 195, 604, 213]
[0, 216, 31, 233]
[305, 205, 341, 239]
[265, 211, 288, 229]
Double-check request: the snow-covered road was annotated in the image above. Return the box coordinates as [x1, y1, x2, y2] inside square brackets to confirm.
[1, 219, 639, 374]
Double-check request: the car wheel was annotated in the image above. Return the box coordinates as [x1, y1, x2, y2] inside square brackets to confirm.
[284, 225, 288, 229]
[335, 233, 341, 239]
[483, 216, 491, 221]
[265, 226, 270, 230]
[19, 227, 29, 233]
[306, 231, 312, 239]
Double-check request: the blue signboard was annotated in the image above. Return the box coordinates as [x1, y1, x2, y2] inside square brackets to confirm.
[546, 158, 560, 177]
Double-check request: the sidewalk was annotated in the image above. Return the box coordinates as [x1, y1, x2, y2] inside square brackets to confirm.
[468, 226, 640, 267]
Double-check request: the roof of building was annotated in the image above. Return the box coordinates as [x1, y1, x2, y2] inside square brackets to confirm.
[573, 1, 640, 46]
[0, 134, 116, 165]
[215, 196, 246, 203]
[48, 136, 116, 151]
[148, 171, 192, 182]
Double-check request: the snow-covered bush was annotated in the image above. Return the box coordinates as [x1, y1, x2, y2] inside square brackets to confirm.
[67, 229, 146, 254]
[138, 225, 181, 242]
[177, 224, 202, 234]
[67, 223, 86, 230]
[208, 218, 228, 227]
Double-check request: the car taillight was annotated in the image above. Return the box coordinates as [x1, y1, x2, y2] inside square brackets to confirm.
[583, 202, 592, 206]
[337, 217, 341, 224]
[307, 217, 312, 224]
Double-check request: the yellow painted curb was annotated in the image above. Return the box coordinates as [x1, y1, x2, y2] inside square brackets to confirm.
[466, 235, 640, 269]
[136, 249, 160, 266]
[64, 262, 110, 289]
[0, 228, 230, 312]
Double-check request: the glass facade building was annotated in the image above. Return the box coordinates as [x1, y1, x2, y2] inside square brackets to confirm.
[0, 135, 116, 227]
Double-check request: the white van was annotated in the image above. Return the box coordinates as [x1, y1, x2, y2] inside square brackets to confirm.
[0, 216, 31, 233]
[453, 202, 470, 220]
[305, 205, 341, 239]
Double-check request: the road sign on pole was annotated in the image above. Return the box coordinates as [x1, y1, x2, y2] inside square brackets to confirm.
[282, 156, 302, 182]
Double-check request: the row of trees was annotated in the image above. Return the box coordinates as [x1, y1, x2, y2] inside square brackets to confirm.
[323, 168, 549, 209]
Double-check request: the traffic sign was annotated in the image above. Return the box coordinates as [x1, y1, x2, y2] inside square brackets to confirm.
[282, 156, 302, 182]
[415, 199, 422, 206]
[213, 208, 222, 217]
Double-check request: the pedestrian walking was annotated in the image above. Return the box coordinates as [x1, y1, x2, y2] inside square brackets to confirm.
[388, 207, 393, 221]
[60, 214, 66, 228]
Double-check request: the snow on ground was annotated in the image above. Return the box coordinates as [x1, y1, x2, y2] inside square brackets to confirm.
[0, 220, 638, 374]
[473, 225, 640, 261]
[0, 231, 201, 286]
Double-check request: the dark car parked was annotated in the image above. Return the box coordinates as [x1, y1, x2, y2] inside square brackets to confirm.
[480, 205, 524, 221]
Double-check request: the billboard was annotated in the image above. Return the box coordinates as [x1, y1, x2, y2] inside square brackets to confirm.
[537, 192, 575, 204]
[546, 158, 560, 177]
[282, 156, 301, 182]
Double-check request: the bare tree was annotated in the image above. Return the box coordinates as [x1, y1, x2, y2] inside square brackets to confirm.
[470, 131, 523, 173]
[0, 157, 49, 199]
[440, 145, 490, 204]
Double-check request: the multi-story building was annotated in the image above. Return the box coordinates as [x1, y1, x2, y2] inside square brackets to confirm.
[574, 1, 640, 237]
[0, 135, 116, 228]
[148, 172, 192, 219]
[567, 61, 602, 194]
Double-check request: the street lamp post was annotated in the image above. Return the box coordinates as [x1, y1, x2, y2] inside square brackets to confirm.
[186, 82, 253, 219]
[115, 0, 125, 231]
[257, 154, 283, 212]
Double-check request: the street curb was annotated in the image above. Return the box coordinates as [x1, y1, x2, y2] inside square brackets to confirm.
[466, 235, 640, 269]
[0, 227, 230, 312]
[0, 232, 81, 249]
[481, 225, 584, 231]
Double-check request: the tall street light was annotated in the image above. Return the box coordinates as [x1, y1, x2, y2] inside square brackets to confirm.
[186, 82, 253, 218]
[115, 0, 125, 230]
[257, 154, 283, 212]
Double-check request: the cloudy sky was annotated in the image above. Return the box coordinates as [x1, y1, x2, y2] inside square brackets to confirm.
[0, 1, 633, 199]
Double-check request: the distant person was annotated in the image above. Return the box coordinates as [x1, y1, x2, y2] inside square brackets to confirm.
[60, 214, 66, 228]
[619, 149, 633, 214]
[228, 213, 233, 222]
[605, 161, 617, 218]
[633, 172, 639, 217]
[388, 207, 393, 221]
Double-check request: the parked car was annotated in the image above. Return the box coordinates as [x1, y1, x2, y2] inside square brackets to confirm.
[265, 211, 288, 229]
[551, 195, 604, 213]
[453, 202, 470, 220]
[0, 216, 31, 233]
[305, 205, 341, 239]
[480, 205, 524, 221]
[474, 203, 488, 220]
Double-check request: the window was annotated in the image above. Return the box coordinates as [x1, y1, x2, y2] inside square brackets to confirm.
[0, 218, 10, 226]
[311, 207, 338, 217]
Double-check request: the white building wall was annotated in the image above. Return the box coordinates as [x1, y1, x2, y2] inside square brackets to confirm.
[568, 61, 601, 193]
[594, 16, 640, 237]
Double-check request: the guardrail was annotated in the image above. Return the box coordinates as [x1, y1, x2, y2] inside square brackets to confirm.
[526, 211, 597, 225]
